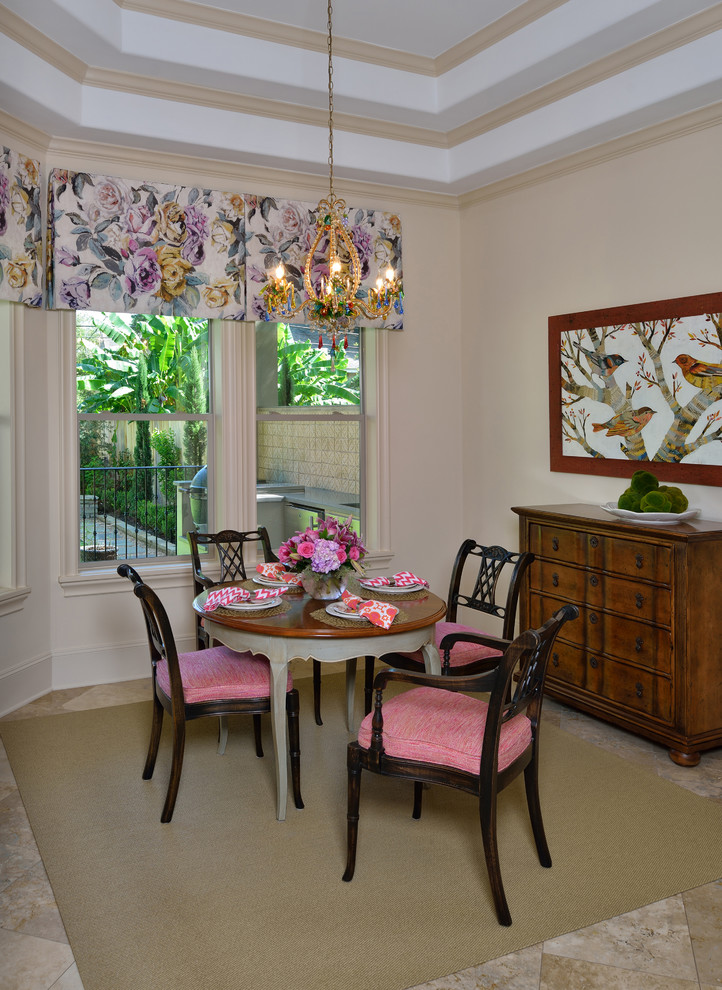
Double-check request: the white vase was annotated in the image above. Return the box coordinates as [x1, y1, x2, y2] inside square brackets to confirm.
[300, 569, 348, 600]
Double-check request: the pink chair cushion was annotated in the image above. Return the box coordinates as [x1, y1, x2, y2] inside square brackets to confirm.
[394, 621, 504, 669]
[156, 645, 292, 704]
[357, 686, 531, 774]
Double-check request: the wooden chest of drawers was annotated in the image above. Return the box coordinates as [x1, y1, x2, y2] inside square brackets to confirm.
[512, 504, 722, 765]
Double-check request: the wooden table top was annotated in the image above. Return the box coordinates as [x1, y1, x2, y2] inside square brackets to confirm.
[192, 585, 447, 640]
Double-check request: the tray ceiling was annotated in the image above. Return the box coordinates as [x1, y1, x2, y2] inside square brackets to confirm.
[1, 0, 722, 194]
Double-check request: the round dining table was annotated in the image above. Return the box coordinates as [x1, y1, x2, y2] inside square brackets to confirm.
[192, 584, 447, 820]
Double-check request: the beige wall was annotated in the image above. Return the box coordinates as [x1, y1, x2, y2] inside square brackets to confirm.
[459, 122, 722, 550]
[0, 122, 464, 708]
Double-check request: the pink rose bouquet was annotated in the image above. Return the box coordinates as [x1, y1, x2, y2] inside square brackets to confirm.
[278, 515, 366, 577]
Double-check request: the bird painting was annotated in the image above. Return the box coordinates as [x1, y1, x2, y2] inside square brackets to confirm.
[579, 346, 627, 378]
[592, 407, 656, 437]
[673, 354, 722, 390]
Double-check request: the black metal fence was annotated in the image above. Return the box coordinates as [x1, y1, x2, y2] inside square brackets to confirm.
[79, 464, 204, 561]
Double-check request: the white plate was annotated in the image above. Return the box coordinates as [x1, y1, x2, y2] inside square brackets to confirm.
[325, 602, 369, 621]
[359, 579, 424, 593]
[600, 502, 700, 526]
[253, 576, 291, 588]
[223, 597, 282, 611]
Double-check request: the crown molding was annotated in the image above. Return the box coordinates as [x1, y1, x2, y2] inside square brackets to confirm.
[113, 0, 436, 75]
[436, 0, 571, 73]
[458, 100, 722, 207]
[44, 134, 460, 210]
[82, 67, 449, 148]
[448, 2, 722, 146]
[0, 108, 51, 157]
[0, 6, 86, 82]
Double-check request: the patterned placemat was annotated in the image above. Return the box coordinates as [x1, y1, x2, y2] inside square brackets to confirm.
[311, 606, 409, 629]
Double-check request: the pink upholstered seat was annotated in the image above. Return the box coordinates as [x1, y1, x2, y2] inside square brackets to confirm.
[357, 685, 531, 774]
[156, 645, 292, 704]
[395, 621, 504, 670]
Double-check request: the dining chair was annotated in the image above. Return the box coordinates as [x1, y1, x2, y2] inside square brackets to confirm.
[363, 540, 534, 713]
[343, 604, 578, 926]
[190, 527, 326, 726]
[118, 563, 303, 823]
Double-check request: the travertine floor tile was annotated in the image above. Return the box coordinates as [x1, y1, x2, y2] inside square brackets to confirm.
[0, 860, 68, 942]
[0, 927, 74, 990]
[540, 953, 700, 988]
[0, 791, 42, 893]
[683, 879, 722, 986]
[61, 679, 151, 712]
[49, 962, 85, 989]
[543, 896, 698, 981]
[409, 944, 543, 988]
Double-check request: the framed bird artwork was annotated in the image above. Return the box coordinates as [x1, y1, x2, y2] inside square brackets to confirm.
[548, 291, 722, 486]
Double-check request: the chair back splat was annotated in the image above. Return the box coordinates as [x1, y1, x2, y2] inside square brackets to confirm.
[343, 603, 578, 926]
[446, 540, 534, 639]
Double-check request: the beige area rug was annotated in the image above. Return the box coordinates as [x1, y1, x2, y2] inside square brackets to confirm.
[2, 673, 722, 990]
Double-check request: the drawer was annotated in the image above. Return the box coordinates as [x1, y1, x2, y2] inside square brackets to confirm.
[529, 592, 672, 673]
[529, 524, 672, 582]
[530, 560, 671, 625]
[547, 641, 673, 723]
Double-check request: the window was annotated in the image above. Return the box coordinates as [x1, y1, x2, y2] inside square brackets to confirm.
[75, 311, 211, 565]
[255, 324, 364, 549]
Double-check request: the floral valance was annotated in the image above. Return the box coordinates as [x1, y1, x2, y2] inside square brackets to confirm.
[48, 169, 246, 319]
[45, 168, 403, 328]
[0, 146, 43, 307]
[245, 194, 403, 329]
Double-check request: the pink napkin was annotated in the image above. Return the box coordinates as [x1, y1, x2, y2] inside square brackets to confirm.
[341, 590, 398, 629]
[362, 571, 428, 588]
[256, 563, 303, 585]
[203, 586, 284, 610]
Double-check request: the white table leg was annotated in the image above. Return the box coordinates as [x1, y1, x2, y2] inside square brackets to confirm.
[345, 658, 358, 731]
[421, 639, 441, 675]
[268, 656, 289, 822]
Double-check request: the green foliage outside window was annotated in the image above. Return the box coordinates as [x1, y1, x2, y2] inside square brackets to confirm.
[277, 324, 360, 406]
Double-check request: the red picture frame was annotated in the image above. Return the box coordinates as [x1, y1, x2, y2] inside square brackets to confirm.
[549, 291, 722, 486]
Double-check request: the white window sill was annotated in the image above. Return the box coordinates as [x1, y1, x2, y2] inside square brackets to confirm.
[0, 586, 31, 616]
[58, 563, 194, 597]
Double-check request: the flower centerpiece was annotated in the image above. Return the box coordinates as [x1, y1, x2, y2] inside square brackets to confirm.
[278, 516, 366, 600]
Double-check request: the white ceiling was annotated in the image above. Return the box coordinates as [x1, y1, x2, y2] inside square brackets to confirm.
[2, 0, 722, 195]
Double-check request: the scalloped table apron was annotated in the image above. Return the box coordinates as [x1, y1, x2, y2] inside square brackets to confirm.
[193, 585, 447, 820]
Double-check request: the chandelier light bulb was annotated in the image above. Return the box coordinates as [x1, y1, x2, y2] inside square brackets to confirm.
[275, 264, 285, 280]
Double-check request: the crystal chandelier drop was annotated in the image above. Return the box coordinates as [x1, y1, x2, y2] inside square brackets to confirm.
[261, 0, 403, 352]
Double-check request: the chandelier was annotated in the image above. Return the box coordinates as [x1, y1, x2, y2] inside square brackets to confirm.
[261, 0, 403, 352]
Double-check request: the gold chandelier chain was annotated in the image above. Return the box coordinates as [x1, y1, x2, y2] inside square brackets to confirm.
[327, 0, 334, 201]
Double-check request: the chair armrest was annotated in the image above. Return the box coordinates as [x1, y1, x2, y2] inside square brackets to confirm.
[193, 569, 217, 591]
[373, 665, 499, 697]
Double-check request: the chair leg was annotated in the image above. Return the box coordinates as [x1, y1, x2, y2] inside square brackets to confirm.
[479, 789, 512, 926]
[524, 757, 551, 868]
[252, 714, 264, 757]
[286, 689, 304, 809]
[142, 692, 164, 779]
[161, 717, 186, 824]
[363, 656, 375, 716]
[342, 746, 362, 881]
[412, 780, 423, 819]
[217, 715, 229, 755]
[313, 660, 323, 725]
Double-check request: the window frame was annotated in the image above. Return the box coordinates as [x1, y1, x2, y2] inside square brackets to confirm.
[0, 302, 30, 616]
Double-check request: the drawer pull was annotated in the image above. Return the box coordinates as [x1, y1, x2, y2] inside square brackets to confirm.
[590, 536, 599, 549]
[589, 612, 598, 624]
[552, 652, 559, 667]
[552, 537, 559, 551]
[635, 683, 643, 698]
[589, 656, 599, 669]
[635, 636, 644, 653]
[635, 592, 645, 609]
[589, 574, 599, 588]
[552, 572, 559, 587]
[635, 553, 644, 569]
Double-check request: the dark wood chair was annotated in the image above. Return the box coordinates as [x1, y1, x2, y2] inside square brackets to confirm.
[189, 527, 326, 726]
[343, 604, 578, 926]
[118, 563, 303, 822]
[363, 541, 534, 713]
